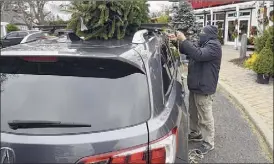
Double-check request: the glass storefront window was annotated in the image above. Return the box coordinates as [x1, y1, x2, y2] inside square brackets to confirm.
[207, 15, 211, 21]
[216, 13, 225, 20]
[227, 20, 236, 42]
[215, 21, 224, 29]
[228, 12, 237, 17]
[239, 12, 250, 16]
[238, 20, 249, 41]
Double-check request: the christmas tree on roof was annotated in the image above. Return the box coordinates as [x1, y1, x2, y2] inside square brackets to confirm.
[65, 0, 149, 40]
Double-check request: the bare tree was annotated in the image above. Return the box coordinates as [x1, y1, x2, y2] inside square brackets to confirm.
[28, 1, 51, 25]
[1, 0, 51, 29]
[0, 1, 17, 12]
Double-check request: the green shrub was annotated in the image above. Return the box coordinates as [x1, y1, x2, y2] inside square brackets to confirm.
[265, 34, 273, 49]
[253, 48, 274, 75]
[254, 26, 273, 53]
[265, 27, 273, 49]
[6, 24, 19, 32]
[244, 52, 258, 70]
[157, 14, 169, 23]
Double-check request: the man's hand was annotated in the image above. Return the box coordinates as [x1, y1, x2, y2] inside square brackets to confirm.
[176, 31, 186, 41]
[167, 33, 177, 41]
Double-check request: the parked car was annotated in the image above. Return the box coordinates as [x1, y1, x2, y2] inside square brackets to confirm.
[0, 30, 39, 48]
[0, 27, 189, 163]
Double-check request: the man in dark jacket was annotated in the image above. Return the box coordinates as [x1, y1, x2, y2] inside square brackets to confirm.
[176, 25, 222, 154]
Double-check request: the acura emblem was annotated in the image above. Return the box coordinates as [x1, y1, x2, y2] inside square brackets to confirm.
[0, 147, 15, 164]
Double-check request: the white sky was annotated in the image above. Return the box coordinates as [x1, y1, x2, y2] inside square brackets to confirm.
[46, 1, 71, 20]
[149, 1, 171, 12]
[46, 1, 171, 21]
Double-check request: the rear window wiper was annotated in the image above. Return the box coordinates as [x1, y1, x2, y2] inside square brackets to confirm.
[8, 120, 91, 130]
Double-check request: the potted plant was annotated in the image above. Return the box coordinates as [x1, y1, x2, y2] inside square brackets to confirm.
[247, 36, 255, 45]
[244, 52, 258, 70]
[253, 47, 273, 84]
[254, 27, 270, 53]
[250, 26, 258, 36]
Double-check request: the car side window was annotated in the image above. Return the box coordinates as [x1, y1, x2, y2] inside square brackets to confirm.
[6, 32, 18, 39]
[160, 43, 173, 94]
[25, 33, 43, 43]
[161, 42, 175, 76]
[18, 32, 28, 38]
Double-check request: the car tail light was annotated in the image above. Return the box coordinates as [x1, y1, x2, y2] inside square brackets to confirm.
[76, 127, 178, 164]
[22, 56, 58, 62]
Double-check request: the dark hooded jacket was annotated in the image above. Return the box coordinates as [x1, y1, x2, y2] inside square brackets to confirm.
[179, 25, 222, 95]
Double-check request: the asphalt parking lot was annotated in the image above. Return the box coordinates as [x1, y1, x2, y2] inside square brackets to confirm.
[183, 83, 272, 163]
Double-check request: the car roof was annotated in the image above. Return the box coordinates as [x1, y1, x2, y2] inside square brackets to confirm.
[2, 35, 135, 55]
[0, 34, 161, 73]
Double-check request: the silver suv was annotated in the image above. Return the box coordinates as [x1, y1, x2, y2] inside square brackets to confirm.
[0, 27, 189, 163]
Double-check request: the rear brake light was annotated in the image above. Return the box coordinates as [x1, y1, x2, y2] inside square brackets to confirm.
[76, 127, 178, 164]
[22, 56, 58, 62]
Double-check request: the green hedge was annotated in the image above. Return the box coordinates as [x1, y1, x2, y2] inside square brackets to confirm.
[253, 47, 274, 75]
[254, 26, 273, 53]
[6, 24, 19, 32]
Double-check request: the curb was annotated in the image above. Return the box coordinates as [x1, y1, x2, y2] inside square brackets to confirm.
[218, 80, 273, 154]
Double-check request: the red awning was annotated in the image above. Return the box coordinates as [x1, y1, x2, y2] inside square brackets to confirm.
[189, 0, 244, 9]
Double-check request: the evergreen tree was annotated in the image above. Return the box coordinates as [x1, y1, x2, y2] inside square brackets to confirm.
[170, 1, 201, 41]
[65, 0, 149, 40]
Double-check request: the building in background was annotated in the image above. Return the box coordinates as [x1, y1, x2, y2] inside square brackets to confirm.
[190, 0, 273, 46]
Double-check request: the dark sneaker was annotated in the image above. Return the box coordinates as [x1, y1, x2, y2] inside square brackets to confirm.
[198, 141, 214, 155]
[188, 131, 203, 142]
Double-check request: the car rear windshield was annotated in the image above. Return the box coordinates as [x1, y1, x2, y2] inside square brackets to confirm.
[0, 56, 150, 135]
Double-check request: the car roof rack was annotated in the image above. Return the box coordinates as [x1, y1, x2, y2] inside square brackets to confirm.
[32, 24, 82, 42]
[132, 23, 173, 44]
[68, 23, 174, 44]
[33, 25, 67, 30]
[26, 23, 174, 44]
[139, 23, 171, 31]
[32, 25, 68, 35]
